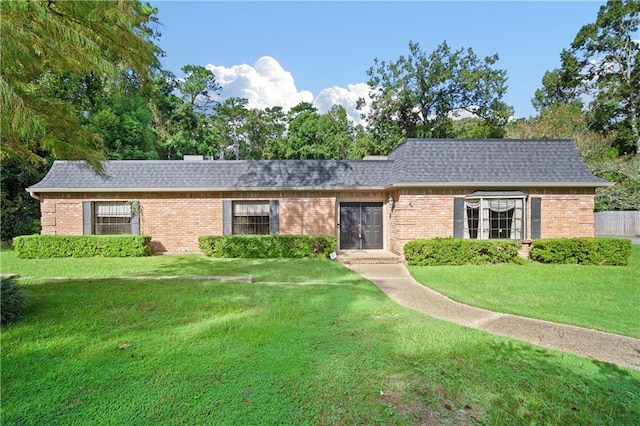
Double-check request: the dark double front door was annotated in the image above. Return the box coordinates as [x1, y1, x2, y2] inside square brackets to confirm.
[339, 202, 383, 250]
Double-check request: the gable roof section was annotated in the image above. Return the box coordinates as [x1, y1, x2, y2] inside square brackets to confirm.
[27, 139, 609, 193]
[387, 139, 607, 187]
[28, 159, 393, 192]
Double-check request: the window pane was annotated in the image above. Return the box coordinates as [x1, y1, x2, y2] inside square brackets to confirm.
[464, 196, 525, 240]
[94, 202, 132, 235]
[232, 201, 270, 235]
[466, 206, 479, 239]
[96, 203, 131, 217]
[489, 209, 514, 239]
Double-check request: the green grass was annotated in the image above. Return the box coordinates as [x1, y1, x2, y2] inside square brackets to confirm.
[1, 252, 639, 424]
[0, 250, 351, 284]
[409, 245, 640, 338]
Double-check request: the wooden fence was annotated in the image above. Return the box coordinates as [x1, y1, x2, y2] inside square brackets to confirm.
[595, 211, 640, 236]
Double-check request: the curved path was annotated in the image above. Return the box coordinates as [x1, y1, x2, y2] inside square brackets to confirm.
[346, 263, 640, 371]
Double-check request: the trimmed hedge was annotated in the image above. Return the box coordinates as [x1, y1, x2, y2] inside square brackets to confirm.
[404, 237, 522, 266]
[1, 276, 24, 326]
[529, 237, 631, 266]
[13, 235, 152, 258]
[199, 235, 336, 259]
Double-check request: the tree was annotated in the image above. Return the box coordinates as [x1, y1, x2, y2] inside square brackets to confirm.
[534, 0, 640, 155]
[315, 105, 355, 159]
[532, 63, 583, 112]
[0, 158, 48, 241]
[243, 107, 287, 160]
[506, 103, 639, 211]
[451, 117, 506, 139]
[175, 65, 221, 115]
[590, 156, 640, 211]
[0, 0, 160, 169]
[213, 98, 250, 160]
[264, 103, 356, 160]
[361, 40, 512, 153]
[85, 90, 160, 160]
[507, 104, 613, 161]
[150, 68, 223, 159]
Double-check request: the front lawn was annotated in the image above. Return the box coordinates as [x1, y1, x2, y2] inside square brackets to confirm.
[1, 253, 639, 424]
[0, 249, 351, 284]
[409, 245, 640, 338]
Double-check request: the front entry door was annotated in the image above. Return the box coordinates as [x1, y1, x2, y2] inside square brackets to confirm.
[339, 202, 383, 249]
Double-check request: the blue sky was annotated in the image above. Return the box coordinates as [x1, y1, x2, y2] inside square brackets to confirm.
[151, 1, 606, 120]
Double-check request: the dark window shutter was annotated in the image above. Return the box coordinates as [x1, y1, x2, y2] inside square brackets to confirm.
[531, 197, 541, 239]
[223, 200, 232, 235]
[130, 201, 140, 235]
[82, 201, 93, 235]
[453, 197, 464, 238]
[270, 200, 279, 235]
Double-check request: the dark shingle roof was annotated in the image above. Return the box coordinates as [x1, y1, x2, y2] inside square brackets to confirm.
[28, 139, 608, 192]
[29, 160, 393, 191]
[387, 139, 605, 185]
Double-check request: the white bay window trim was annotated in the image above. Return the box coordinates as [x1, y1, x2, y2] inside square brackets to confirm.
[463, 192, 526, 240]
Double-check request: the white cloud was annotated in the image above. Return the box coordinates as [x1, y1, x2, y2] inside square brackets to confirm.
[206, 56, 372, 125]
[313, 83, 371, 126]
[206, 56, 313, 110]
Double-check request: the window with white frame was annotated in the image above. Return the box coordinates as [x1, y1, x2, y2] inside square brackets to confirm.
[94, 202, 133, 235]
[232, 201, 270, 235]
[463, 192, 526, 240]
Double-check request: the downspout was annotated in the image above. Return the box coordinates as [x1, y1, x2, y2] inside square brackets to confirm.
[27, 189, 40, 200]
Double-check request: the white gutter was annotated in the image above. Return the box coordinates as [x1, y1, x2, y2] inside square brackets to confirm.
[384, 181, 614, 189]
[27, 189, 40, 200]
[24, 186, 387, 193]
[25, 181, 613, 194]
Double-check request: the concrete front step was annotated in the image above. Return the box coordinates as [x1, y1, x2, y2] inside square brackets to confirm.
[340, 258, 401, 265]
[336, 250, 402, 265]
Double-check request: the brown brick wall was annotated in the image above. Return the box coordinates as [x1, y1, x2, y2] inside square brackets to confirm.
[279, 197, 336, 235]
[39, 192, 338, 253]
[41, 196, 83, 235]
[528, 188, 596, 239]
[388, 189, 464, 254]
[387, 188, 597, 255]
[38, 188, 596, 255]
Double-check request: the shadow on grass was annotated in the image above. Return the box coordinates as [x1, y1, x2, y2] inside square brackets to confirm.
[4, 277, 639, 425]
[394, 330, 640, 425]
[143, 255, 362, 284]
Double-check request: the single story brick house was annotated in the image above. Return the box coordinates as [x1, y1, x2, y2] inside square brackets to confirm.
[27, 138, 610, 255]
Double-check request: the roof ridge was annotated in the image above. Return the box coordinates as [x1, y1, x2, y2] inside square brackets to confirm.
[27, 139, 608, 192]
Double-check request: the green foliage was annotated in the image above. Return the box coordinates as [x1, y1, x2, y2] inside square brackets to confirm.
[506, 103, 640, 211]
[178, 64, 221, 114]
[13, 235, 152, 259]
[404, 237, 522, 266]
[1, 0, 161, 169]
[534, 0, 640, 155]
[0, 158, 47, 241]
[450, 117, 505, 139]
[362, 40, 512, 153]
[213, 97, 250, 160]
[262, 103, 356, 160]
[1, 276, 24, 326]
[85, 90, 160, 160]
[199, 235, 336, 259]
[592, 155, 640, 211]
[530, 238, 632, 266]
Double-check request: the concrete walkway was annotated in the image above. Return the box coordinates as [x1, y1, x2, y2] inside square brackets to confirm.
[346, 263, 640, 371]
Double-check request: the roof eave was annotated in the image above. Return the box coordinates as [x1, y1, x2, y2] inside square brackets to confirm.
[385, 181, 614, 189]
[25, 181, 614, 194]
[26, 185, 388, 193]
